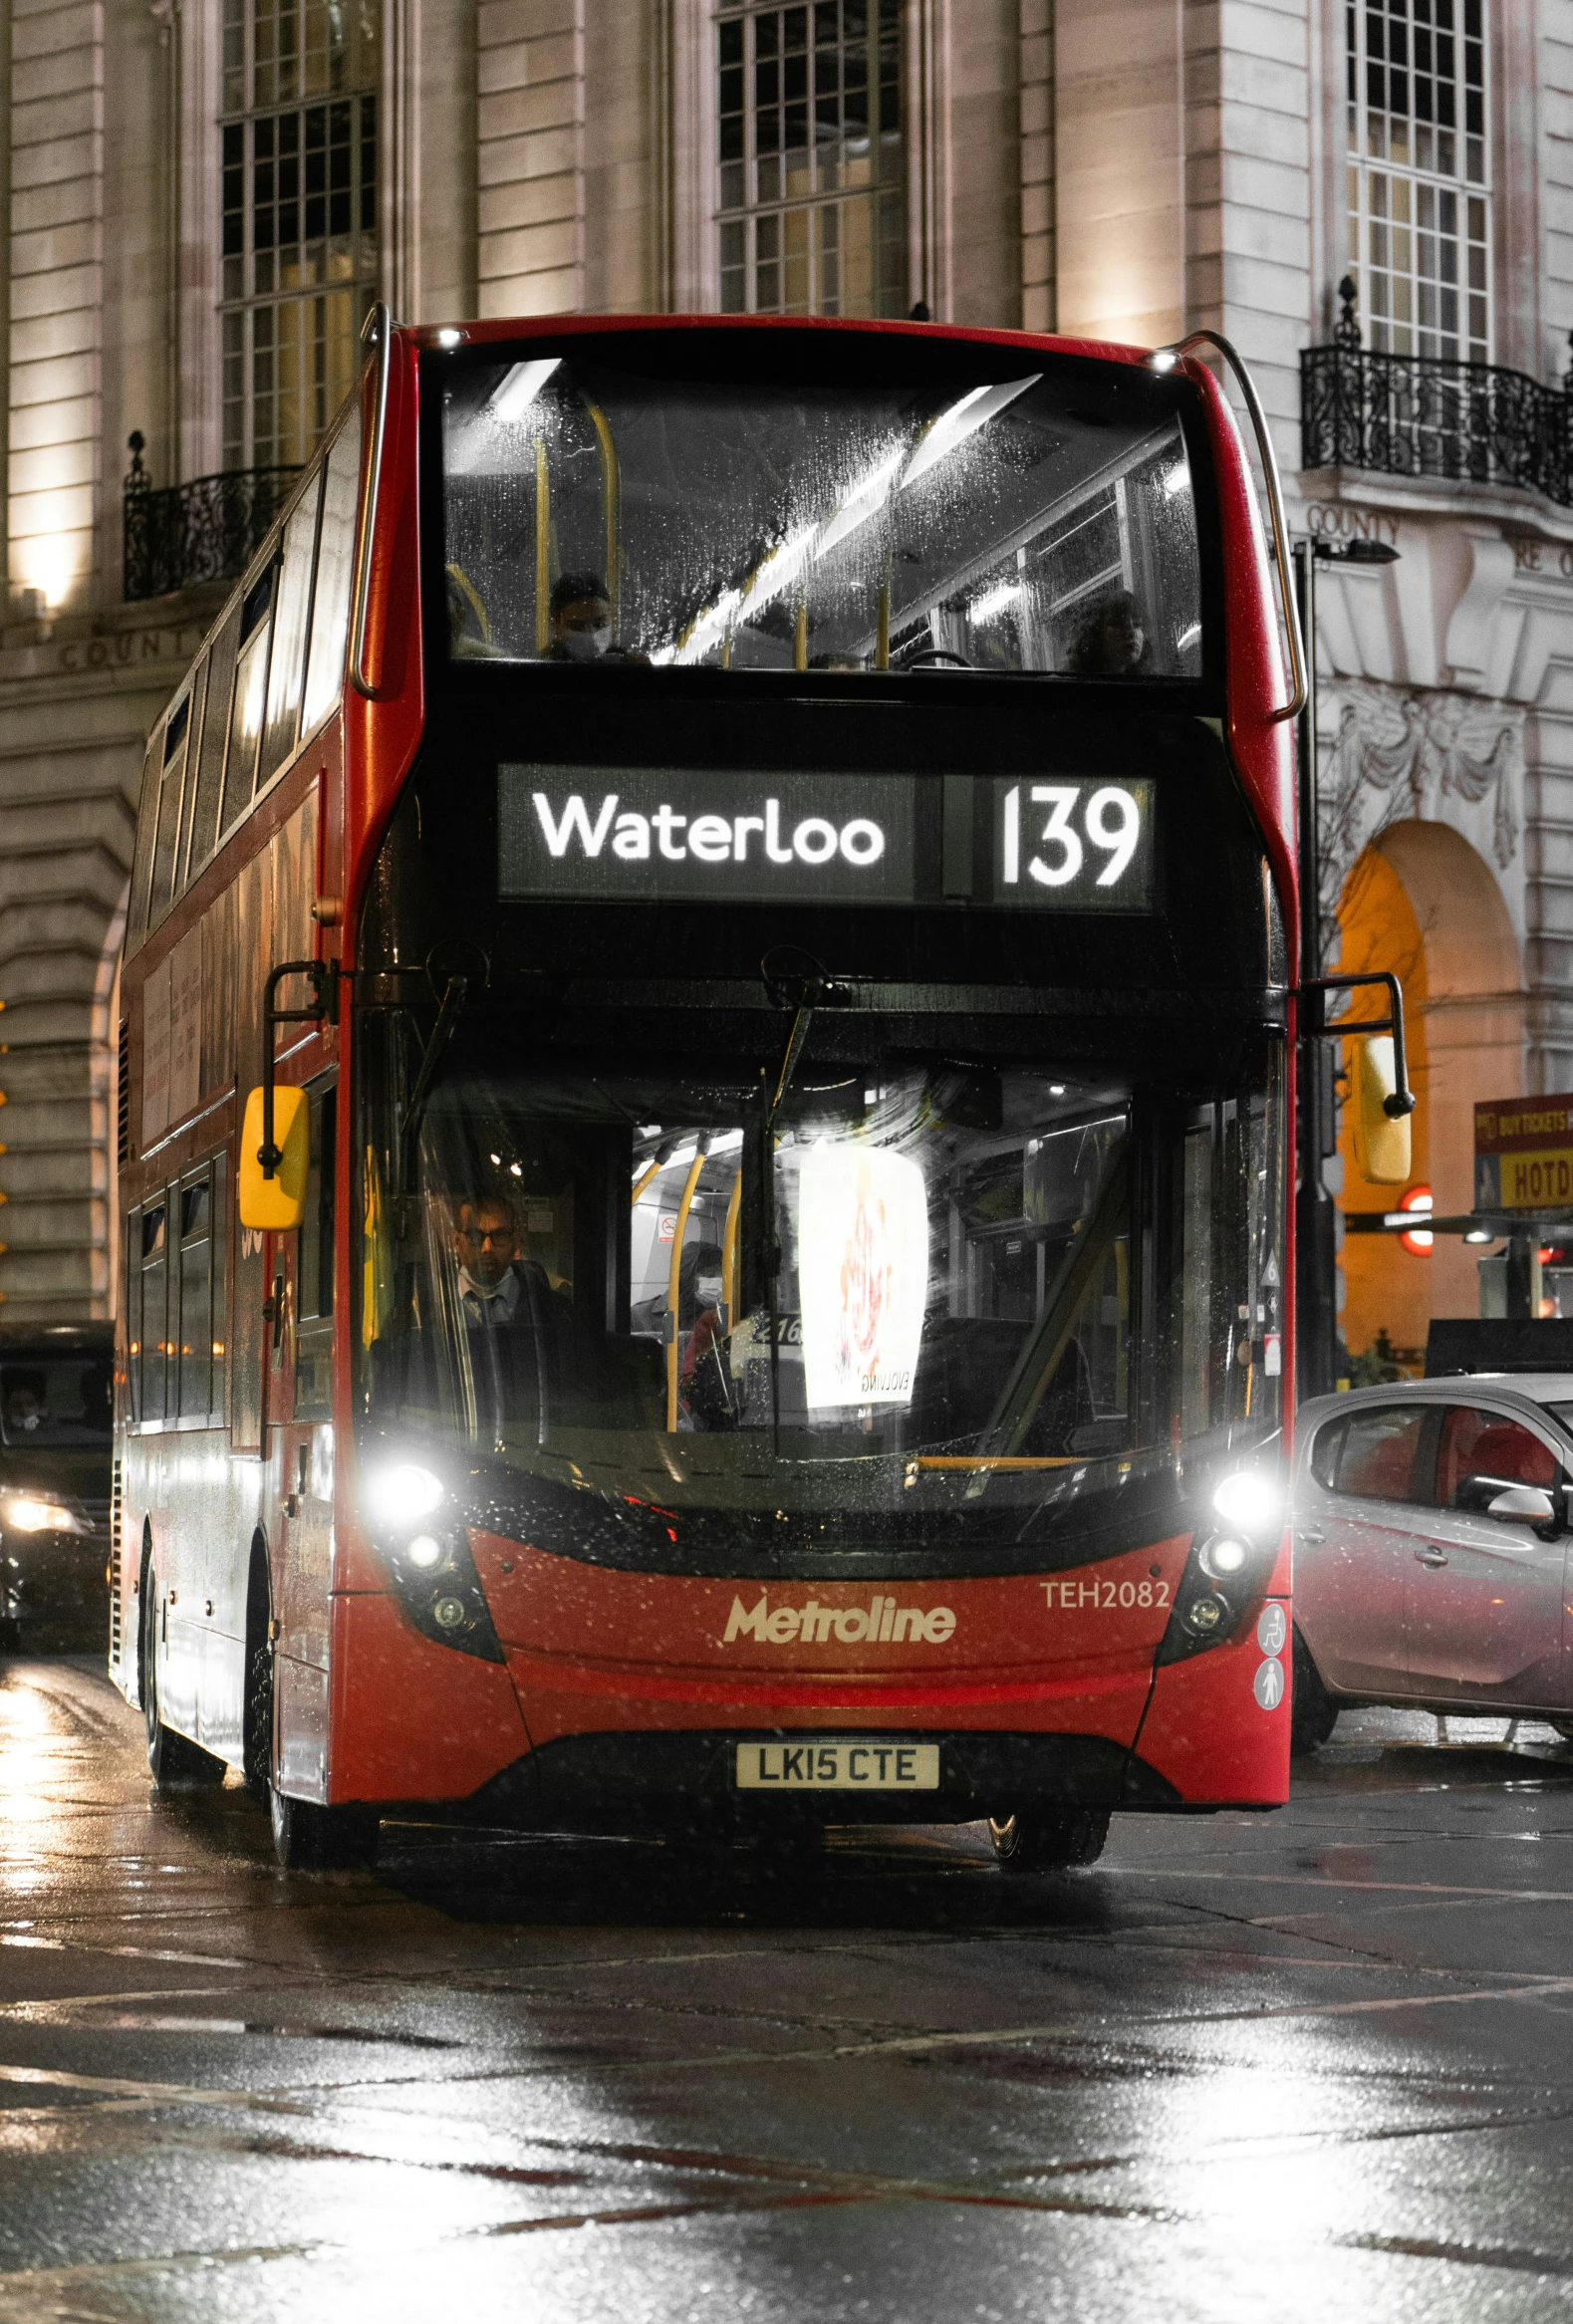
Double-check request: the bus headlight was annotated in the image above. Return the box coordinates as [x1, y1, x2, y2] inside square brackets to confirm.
[366, 1462, 444, 1523]
[1211, 1470, 1284, 1539]
[359, 1448, 503, 1664]
[1156, 1528, 1275, 1666]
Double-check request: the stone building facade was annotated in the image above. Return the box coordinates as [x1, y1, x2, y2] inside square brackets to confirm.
[0, 0, 1569, 1346]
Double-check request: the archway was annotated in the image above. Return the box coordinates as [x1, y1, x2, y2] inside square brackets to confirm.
[1335, 819, 1522, 1362]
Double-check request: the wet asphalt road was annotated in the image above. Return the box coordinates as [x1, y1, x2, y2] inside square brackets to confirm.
[4, 1663, 1573, 2322]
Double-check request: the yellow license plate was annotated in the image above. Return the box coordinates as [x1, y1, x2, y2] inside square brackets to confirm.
[734, 1739, 940, 1790]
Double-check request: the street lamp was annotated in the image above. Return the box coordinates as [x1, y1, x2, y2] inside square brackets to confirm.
[1293, 529, 1402, 1402]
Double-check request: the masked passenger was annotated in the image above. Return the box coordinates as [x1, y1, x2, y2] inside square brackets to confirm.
[545, 572, 647, 664]
[679, 1242, 734, 1428]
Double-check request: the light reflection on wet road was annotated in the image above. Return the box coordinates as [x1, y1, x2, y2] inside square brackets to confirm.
[3, 1657, 1573, 2322]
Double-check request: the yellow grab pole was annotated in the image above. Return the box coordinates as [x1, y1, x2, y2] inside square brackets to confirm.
[631, 1159, 663, 1205]
[665, 1149, 706, 1430]
[794, 599, 808, 670]
[720, 1165, 742, 1320]
[586, 400, 621, 630]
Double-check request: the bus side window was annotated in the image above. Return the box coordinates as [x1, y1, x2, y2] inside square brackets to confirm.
[220, 565, 275, 837]
[126, 1205, 143, 1425]
[172, 656, 211, 897]
[259, 471, 324, 793]
[149, 692, 191, 927]
[187, 608, 240, 878]
[129, 729, 162, 944]
[296, 1081, 336, 1420]
[139, 1201, 169, 1426]
[211, 1152, 229, 1424]
[301, 405, 363, 738]
[177, 1174, 213, 1421]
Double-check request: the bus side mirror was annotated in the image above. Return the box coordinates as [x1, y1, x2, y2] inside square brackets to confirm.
[1351, 1035, 1412, 1185]
[238, 1086, 309, 1230]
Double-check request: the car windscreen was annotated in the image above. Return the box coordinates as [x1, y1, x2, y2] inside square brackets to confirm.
[0, 1355, 112, 1447]
[436, 341, 1205, 681]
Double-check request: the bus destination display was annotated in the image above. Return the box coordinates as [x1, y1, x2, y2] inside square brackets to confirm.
[498, 766, 1156, 909]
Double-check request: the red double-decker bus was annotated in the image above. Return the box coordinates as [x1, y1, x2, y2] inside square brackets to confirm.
[112, 310, 1332, 1870]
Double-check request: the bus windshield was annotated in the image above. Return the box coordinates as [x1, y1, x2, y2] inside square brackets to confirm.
[359, 1034, 1280, 1555]
[437, 344, 1205, 680]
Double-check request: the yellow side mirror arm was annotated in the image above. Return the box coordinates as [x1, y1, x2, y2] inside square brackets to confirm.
[1301, 968, 1418, 1189]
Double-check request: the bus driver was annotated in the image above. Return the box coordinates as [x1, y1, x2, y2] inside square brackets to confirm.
[452, 1192, 573, 1442]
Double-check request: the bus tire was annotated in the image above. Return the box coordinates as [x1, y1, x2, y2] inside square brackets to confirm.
[141, 1572, 226, 1789]
[269, 1786, 379, 1871]
[1290, 1625, 1339, 1755]
[989, 1808, 1109, 1873]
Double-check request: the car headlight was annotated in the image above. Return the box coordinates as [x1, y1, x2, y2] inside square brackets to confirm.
[2, 1497, 84, 1535]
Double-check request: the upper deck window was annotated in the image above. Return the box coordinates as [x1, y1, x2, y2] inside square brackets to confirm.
[438, 349, 1204, 681]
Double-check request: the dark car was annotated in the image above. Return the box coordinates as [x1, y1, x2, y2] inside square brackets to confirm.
[0, 1323, 114, 1653]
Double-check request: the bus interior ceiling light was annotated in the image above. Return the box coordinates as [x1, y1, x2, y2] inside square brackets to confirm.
[1210, 1469, 1283, 1537]
[971, 578, 1024, 626]
[488, 359, 562, 425]
[366, 1463, 443, 1523]
[901, 377, 1041, 492]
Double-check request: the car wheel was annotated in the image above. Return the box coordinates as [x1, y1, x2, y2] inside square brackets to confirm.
[141, 1576, 226, 1789]
[989, 1808, 1110, 1873]
[1290, 1625, 1339, 1755]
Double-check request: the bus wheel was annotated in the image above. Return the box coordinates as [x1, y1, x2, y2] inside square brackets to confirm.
[1290, 1626, 1339, 1755]
[141, 1576, 226, 1789]
[269, 1786, 379, 1872]
[989, 1809, 1109, 1873]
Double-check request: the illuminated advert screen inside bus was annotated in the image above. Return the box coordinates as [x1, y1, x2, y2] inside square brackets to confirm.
[497, 767, 1156, 910]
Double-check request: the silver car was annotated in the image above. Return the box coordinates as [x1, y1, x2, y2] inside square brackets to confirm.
[1292, 1375, 1573, 1752]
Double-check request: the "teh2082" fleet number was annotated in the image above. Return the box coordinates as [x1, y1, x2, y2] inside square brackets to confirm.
[1041, 1577, 1171, 1612]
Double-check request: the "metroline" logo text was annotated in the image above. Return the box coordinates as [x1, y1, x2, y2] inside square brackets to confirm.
[723, 1594, 956, 1646]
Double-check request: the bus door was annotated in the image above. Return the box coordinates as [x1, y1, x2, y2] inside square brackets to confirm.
[269, 1076, 337, 1792]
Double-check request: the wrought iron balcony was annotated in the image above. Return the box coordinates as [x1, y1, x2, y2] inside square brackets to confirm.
[1301, 278, 1573, 508]
[122, 434, 301, 602]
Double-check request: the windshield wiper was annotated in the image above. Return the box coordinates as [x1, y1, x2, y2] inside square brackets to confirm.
[964, 1140, 1132, 1500]
[761, 945, 849, 1130]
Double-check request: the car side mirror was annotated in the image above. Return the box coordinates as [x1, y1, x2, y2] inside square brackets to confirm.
[1484, 1482, 1558, 1528]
